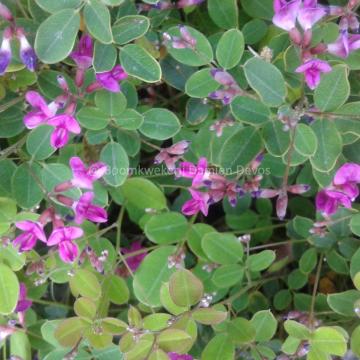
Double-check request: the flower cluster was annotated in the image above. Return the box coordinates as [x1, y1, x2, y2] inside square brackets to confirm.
[13, 157, 108, 263]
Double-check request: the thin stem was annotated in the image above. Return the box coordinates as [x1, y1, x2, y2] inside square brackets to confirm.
[29, 298, 72, 309]
[115, 205, 126, 254]
[249, 238, 308, 252]
[309, 253, 324, 328]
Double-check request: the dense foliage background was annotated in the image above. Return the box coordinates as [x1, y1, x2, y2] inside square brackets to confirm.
[0, 0, 360, 359]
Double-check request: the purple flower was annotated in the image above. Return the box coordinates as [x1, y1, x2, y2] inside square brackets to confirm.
[209, 70, 242, 105]
[16, 28, 36, 72]
[0, 27, 12, 75]
[295, 59, 332, 90]
[209, 118, 234, 137]
[48, 226, 84, 263]
[316, 189, 352, 216]
[315, 163, 360, 216]
[73, 192, 108, 224]
[121, 241, 147, 272]
[168, 353, 193, 360]
[176, 157, 208, 188]
[297, 0, 327, 31]
[24, 91, 59, 129]
[13, 221, 47, 252]
[177, 0, 204, 8]
[273, 0, 301, 31]
[15, 283, 32, 313]
[70, 34, 94, 87]
[163, 25, 196, 49]
[182, 189, 210, 216]
[87, 65, 128, 93]
[0, 3, 13, 22]
[154, 141, 190, 172]
[47, 114, 81, 149]
[328, 31, 360, 58]
[69, 156, 107, 189]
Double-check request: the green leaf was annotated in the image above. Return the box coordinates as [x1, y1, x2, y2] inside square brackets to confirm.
[263, 120, 291, 157]
[310, 327, 347, 356]
[294, 124, 318, 156]
[77, 107, 109, 130]
[35, 0, 81, 13]
[10, 332, 31, 360]
[35, 9, 80, 63]
[120, 44, 161, 83]
[121, 178, 167, 210]
[219, 126, 263, 172]
[351, 325, 360, 357]
[227, 318, 256, 344]
[26, 125, 56, 160]
[244, 57, 286, 107]
[327, 290, 360, 317]
[133, 247, 177, 307]
[74, 297, 97, 319]
[95, 90, 127, 116]
[113, 109, 144, 130]
[54, 317, 87, 347]
[169, 269, 204, 307]
[12, 163, 43, 209]
[208, 0, 238, 29]
[112, 15, 150, 45]
[247, 250, 276, 272]
[103, 275, 130, 305]
[284, 320, 311, 340]
[288, 269, 308, 290]
[243, 19, 268, 44]
[310, 119, 342, 172]
[140, 108, 180, 140]
[165, 26, 213, 66]
[299, 248, 317, 274]
[212, 264, 244, 288]
[158, 329, 192, 353]
[350, 213, 360, 236]
[201, 334, 234, 360]
[93, 42, 117, 73]
[202, 232, 243, 264]
[0, 160, 16, 197]
[314, 65, 350, 111]
[230, 96, 271, 125]
[143, 313, 172, 331]
[70, 269, 102, 299]
[251, 310, 277, 341]
[185, 68, 220, 98]
[145, 212, 188, 245]
[0, 264, 19, 315]
[84, 0, 113, 44]
[192, 308, 227, 325]
[216, 29, 244, 69]
[160, 283, 189, 315]
[0, 197, 17, 225]
[241, 0, 274, 19]
[102, 318, 128, 335]
[100, 142, 129, 187]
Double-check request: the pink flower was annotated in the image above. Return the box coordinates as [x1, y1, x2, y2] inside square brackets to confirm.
[47, 114, 81, 149]
[168, 353, 193, 360]
[87, 65, 128, 93]
[315, 163, 360, 216]
[13, 221, 47, 252]
[0, 27, 12, 75]
[295, 59, 332, 90]
[176, 157, 208, 188]
[0, 2, 13, 22]
[182, 189, 210, 216]
[15, 283, 32, 313]
[297, 0, 328, 31]
[209, 118, 234, 137]
[48, 226, 83, 263]
[209, 70, 242, 105]
[121, 241, 147, 272]
[273, 0, 301, 31]
[177, 0, 204, 8]
[163, 25, 196, 49]
[73, 192, 108, 224]
[154, 140, 190, 172]
[328, 31, 360, 58]
[16, 28, 36, 72]
[316, 189, 352, 216]
[70, 34, 94, 87]
[24, 91, 59, 129]
[69, 157, 107, 189]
